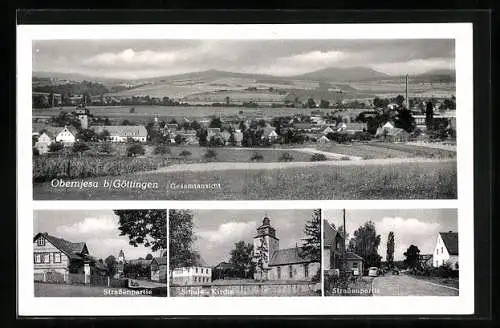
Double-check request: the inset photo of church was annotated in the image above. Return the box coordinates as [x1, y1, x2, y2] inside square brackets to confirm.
[33, 209, 167, 297]
[168, 209, 322, 297]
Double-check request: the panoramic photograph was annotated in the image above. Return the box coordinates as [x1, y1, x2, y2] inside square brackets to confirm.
[323, 208, 459, 297]
[33, 209, 167, 297]
[168, 209, 322, 297]
[31, 39, 457, 200]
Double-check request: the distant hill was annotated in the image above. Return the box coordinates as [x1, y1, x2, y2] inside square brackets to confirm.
[33, 71, 128, 84]
[135, 69, 283, 84]
[291, 66, 390, 82]
[413, 69, 456, 83]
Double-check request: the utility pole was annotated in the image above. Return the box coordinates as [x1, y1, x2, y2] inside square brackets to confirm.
[405, 74, 409, 110]
[341, 208, 347, 292]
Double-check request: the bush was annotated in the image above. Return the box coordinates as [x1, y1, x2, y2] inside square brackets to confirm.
[72, 141, 90, 154]
[127, 143, 145, 157]
[311, 153, 328, 161]
[250, 152, 264, 161]
[154, 144, 171, 155]
[98, 142, 113, 154]
[33, 147, 40, 156]
[48, 142, 64, 153]
[204, 149, 217, 160]
[179, 150, 192, 157]
[279, 152, 294, 162]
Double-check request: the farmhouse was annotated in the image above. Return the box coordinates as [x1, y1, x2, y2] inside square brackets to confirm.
[34, 132, 53, 154]
[33, 232, 106, 284]
[383, 128, 410, 143]
[261, 127, 278, 142]
[92, 125, 148, 142]
[323, 220, 363, 276]
[56, 126, 77, 144]
[433, 231, 459, 270]
[317, 135, 330, 144]
[150, 257, 168, 282]
[322, 126, 335, 135]
[253, 216, 320, 281]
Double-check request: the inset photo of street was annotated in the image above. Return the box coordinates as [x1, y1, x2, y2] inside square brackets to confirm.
[169, 209, 322, 297]
[323, 208, 458, 296]
[33, 209, 167, 297]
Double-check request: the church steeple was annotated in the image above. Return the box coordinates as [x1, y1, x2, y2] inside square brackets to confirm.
[118, 249, 125, 263]
[255, 216, 277, 239]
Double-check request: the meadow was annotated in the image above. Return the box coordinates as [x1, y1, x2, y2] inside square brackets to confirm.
[33, 160, 457, 200]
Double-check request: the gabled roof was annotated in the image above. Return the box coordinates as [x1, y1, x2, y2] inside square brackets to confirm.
[269, 247, 315, 266]
[33, 232, 87, 260]
[152, 257, 167, 266]
[440, 232, 458, 255]
[127, 259, 153, 267]
[323, 220, 342, 247]
[214, 262, 236, 270]
[92, 125, 147, 137]
[345, 252, 363, 260]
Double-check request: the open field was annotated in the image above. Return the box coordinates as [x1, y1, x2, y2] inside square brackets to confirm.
[33, 105, 333, 122]
[314, 142, 456, 160]
[33, 160, 457, 200]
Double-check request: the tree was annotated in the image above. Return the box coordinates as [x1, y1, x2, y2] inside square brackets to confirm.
[104, 255, 117, 277]
[126, 143, 145, 157]
[209, 117, 223, 129]
[204, 149, 217, 160]
[250, 152, 264, 162]
[311, 153, 327, 161]
[33, 147, 40, 156]
[229, 241, 255, 279]
[394, 108, 416, 132]
[76, 129, 97, 142]
[279, 152, 294, 162]
[319, 99, 330, 109]
[306, 98, 317, 108]
[154, 144, 171, 155]
[129, 107, 135, 113]
[145, 253, 153, 260]
[386, 231, 395, 269]
[179, 150, 192, 157]
[394, 95, 405, 107]
[403, 244, 421, 270]
[121, 119, 131, 126]
[168, 210, 198, 270]
[301, 209, 321, 262]
[174, 134, 186, 145]
[97, 129, 110, 141]
[114, 210, 167, 252]
[253, 237, 268, 282]
[347, 221, 382, 269]
[72, 141, 90, 154]
[48, 141, 64, 153]
[425, 101, 434, 130]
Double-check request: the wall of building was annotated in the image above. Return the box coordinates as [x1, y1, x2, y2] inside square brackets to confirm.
[433, 234, 452, 267]
[171, 266, 212, 285]
[33, 238, 70, 282]
[323, 248, 331, 269]
[267, 262, 320, 281]
[151, 264, 167, 282]
[170, 281, 321, 297]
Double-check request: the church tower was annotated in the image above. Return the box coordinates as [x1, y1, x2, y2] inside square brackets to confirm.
[253, 215, 279, 279]
[118, 249, 125, 263]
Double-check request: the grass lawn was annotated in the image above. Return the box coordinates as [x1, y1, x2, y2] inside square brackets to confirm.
[410, 275, 459, 289]
[33, 160, 457, 200]
[325, 276, 374, 296]
[34, 283, 157, 297]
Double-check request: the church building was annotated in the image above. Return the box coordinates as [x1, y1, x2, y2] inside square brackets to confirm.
[252, 216, 320, 281]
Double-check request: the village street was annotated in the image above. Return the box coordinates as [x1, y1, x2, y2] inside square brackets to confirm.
[372, 274, 459, 296]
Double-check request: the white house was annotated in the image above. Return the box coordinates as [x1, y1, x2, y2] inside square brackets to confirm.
[322, 126, 335, 135]
[92, 125, 148, 143]
[35, 132, 53, 154]
[317, 135, 330, 144]
[171, 266, 212, 285]
[55, 126, 77, 144]
[433, 231, 459, 270]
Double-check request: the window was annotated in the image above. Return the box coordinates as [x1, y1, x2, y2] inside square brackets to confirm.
[277, 267, 281, 279]
[441, 247, 443, 253]
[195, 268, 198, 274]
[352, 262, 358, 268]
[44, 253, 50, 263]
[304, 264, 309, 278]
[34, 253, 41, 263]
[289, 265, 293, 279]
[53, 252, 61, 263]
[455, 262, 459, 270]
[37, 238, 45, 246]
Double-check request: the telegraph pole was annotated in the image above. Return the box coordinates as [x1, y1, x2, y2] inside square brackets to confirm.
[405, 74, 409, 110]
[341, 208, 347, 292]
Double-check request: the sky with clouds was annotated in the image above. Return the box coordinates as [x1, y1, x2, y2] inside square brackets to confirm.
[34, 210, 163, 260]
[188, 209, 317, 267]
[32, 39, 455, 79]
[323, 208, 457, 261]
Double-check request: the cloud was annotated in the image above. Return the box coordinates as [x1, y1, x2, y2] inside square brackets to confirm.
[375, 217, 441, 260]
[371, 57, 455, 75]
[55, 216, 117, 237]
[197, 221, 257, 245]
